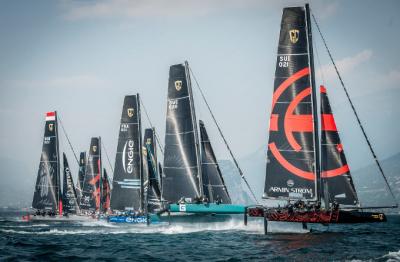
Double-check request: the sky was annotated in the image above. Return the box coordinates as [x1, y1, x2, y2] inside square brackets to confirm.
[1, 0, 400, 205]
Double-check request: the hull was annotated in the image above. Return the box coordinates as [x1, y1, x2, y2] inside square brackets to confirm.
[24, 214, 96, 222]
[169, 203, 245, 214]
[159, 212, 232, 224]
[108, 214, 162, 224]
[248, 207, 387, 223]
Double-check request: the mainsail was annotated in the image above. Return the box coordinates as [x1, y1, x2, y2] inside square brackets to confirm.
[162, 63, 202, 203]
[110, 95, 143, 212]
[80, 137, 101, 212]
[102, 169, 111, 213]
[320, 86, 358, 205]
[62, 153, 80, 214]
[199, 120, 231, 204]
[264, 7, 318, 201]
[32, 111, 61, 212]
[144, 128, 162, 212]
[76, 152, 86, 197]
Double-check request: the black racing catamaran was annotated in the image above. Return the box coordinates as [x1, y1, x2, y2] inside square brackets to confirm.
[31, 111, 63, 218]
[29, 111, 83, 221]
[108, 95, 162, 223]
[248, 4, 397, 232]
[162, 62, 244, 218]
[144, 128, 163, 214]
[80, 137, 102, 215]
[75, 151, 86, 203]
[102, 168, 111, 214]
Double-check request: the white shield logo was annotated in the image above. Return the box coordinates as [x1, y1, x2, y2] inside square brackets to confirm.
[289, 29, 299, 44]
[175, 80, 183, 91]
[127, 108, 134, 118]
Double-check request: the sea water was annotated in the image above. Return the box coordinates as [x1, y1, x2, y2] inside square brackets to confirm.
[0, 210, 399, 261]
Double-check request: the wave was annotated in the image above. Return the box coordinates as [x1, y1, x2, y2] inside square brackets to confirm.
[1, 217, 309, 235]
[381, 250, 400, 261]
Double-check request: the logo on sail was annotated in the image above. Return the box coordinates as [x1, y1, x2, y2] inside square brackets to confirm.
[175, 80, 183, 91]
[48, 123, 54, 132]
[122, 140, 134, 174]
[92, 145, 97, 152]
[146, 138, 151, 145]
[127, 108, 135, 118]
[289, 29, 299, 44]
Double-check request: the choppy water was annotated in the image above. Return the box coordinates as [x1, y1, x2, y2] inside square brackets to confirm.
[0, 210, 399, 261]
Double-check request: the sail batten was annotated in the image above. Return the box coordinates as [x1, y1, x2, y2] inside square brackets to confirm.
[110, 95, 143, 212]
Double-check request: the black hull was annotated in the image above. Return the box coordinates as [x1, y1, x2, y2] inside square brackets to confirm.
[247, 206, 386, 224]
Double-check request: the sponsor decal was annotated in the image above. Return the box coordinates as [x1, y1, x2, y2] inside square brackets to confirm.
[168, 99, 178, 110]
[48, 123, 54, 132]
[127, 108, 134, 118]
[289, 29, 299, 44]
[287, 179, 294, 187]
[269, 186, 313, 196]
[122, 140, 134, 174]
[92, 145, 97, 153]
[179, 204, 186, 212]
[146, 138, 151, 145]
[120, 123, 129, 132]
[174, 80, 182, 91]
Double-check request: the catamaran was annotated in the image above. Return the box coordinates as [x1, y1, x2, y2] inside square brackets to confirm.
[108, 95, 164, 224]
[247, 4, 397, 233]
[28, 111, 87, 221]
[80, 137, 103, 217]
[160, 62, 247, 221]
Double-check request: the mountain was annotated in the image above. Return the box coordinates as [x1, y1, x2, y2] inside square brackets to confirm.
[0, 157, 33, 208]
[352, 152, 400, 210]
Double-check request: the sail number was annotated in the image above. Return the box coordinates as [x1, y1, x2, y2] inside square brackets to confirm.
[278, 55, 290, 68]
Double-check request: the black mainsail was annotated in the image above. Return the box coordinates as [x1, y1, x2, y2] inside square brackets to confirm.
[76, 152, 86, 198]
[144, 128, 162, 212]
[199, 120, 231, 204]
[62, 153, 80, 214]
[80, 137, 101, 212]
[102, 169, 111, 213]
[32, 111, 61, 213]
[110, 95, 143, 212]
[162, 63, 202, 203]
[264, 6, 318, 201]
[320, 86, 358, 205]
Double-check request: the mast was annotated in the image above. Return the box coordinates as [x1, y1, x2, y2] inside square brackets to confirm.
[55, 111, 62, 215]
[99, 136, 103, 213]
[185, 61, 203, 197]
[137, 93, 144, 212]
[305, 3, 324, 206]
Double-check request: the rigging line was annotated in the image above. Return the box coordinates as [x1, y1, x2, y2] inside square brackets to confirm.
[58, 116, 79, 166]
[139, 97, 165, 155]
[312, 13, 398, 207]
[188, 65, 259, 204]
[100, 140, 114, 176]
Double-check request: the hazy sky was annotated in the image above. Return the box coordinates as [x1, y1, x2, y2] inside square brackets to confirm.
[1, 0, 400, 200]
